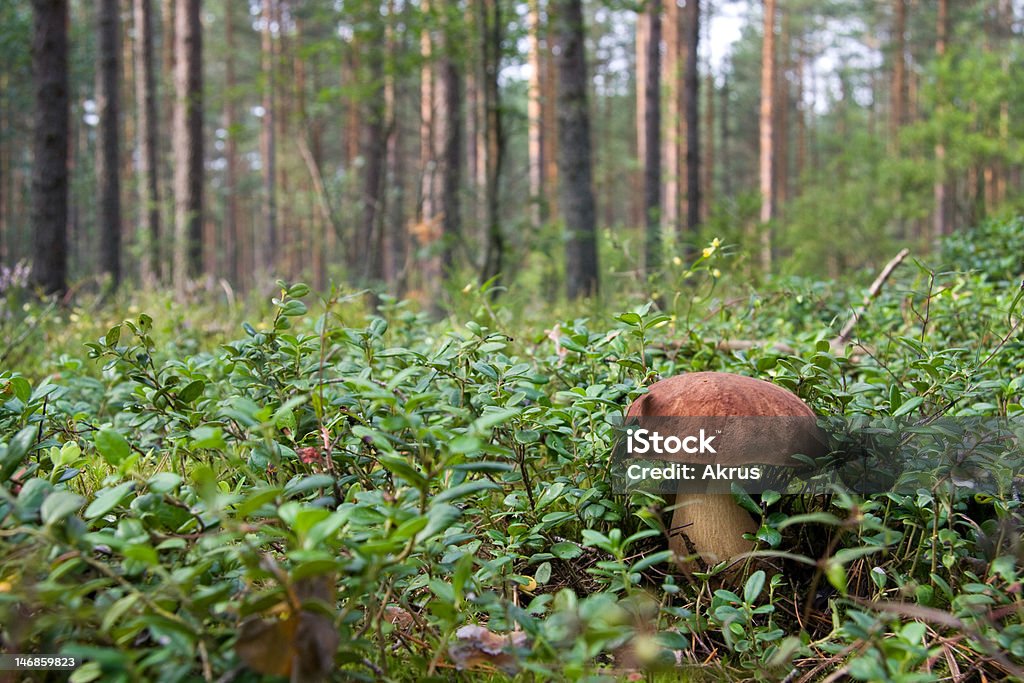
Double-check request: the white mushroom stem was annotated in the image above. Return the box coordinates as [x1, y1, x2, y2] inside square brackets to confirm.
[670, 493, 758, 566]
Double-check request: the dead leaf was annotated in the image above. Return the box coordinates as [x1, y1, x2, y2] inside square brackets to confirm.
[449, 624, 530, 675]
[235, 574, 339, 683]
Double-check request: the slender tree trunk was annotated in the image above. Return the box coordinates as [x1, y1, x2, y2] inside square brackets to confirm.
[383, 0, 406, 291]
[933, 0, 950, 241]
[720, 72, 731, 198]
[440, 60, 462, 277]
[995, 0, 1010, 205]
[480, 0, 505, 286]
[541, 31, 559, 219]
[134, 0, 160, 285]
[758, 0, 776, 272]
[172, 0, 202, 293]
[30, 0, 70, 296]
[663, 0, 680, 237]
[552, 0, 598, 299]
[356, 41, 386, 287]
[258, 0, 276, 279]
[774, 5, 788, 210]
[684, 0, 700, 234]
[889, 0, 907, 152]
[419, 0, 462, 303]
[96, 0, 121, 290]
[702, 71, 714, 219]
[795, 44, 807, 186]
[527, 0, 545, 228]
[160, 0, 175, 241]
[222, 0, 239, 288]
[639, 0, 661, 276]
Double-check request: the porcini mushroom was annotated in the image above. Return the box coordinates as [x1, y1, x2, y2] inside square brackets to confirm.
[624, 371, 824, 569]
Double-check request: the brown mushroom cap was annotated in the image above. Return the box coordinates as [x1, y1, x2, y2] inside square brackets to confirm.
[625, 371, 823, 468]
[624, 371, 824, 569]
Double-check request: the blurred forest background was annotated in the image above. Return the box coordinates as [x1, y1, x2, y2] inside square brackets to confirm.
[2, 0, 1022, 305]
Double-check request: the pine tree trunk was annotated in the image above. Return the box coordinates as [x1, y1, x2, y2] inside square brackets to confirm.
[30, 0, 70, 296]
[172, 0, 202, 293]
[684, 0, 700, 234]
[552, 0, 598, 299]
[440, 60, 462, 277]
[357, 46, 386, 287]
[480, 0, 505, 287]
[541, 33, 559, 219]
[381, 0, 405, 291]
[258, 0, 277, 279]
[889, 0, 907, 152]
[758, 0, 776, 272]
[222, 0, 239, 288]
[933, 0, 950, 240]
[702, 70, 714, 220]
[527, 0, 545, 228]
[96, 0, 121, 290]
[639, 0, 661, 276]
[662, 0, 680, 237]
[795, 44, 806, 188]
[720, 74, 730, 198]
[774, 5, 788, 210]
[134, 0, 161, 285]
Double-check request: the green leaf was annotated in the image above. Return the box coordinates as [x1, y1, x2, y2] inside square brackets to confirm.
[9, 376, 31, 403]
[0, 426, 37, 483]
[94, 429, 131, 466]
[631, 550, 674, 573]
[189, 426, 225, 450]
[104, 324, 122, 347]
[825, 560, 848, 595]
[552, 542, 583, 560]
[85, 481, 135, 519]
[433, 480, 500, 505]
[617, 312, 642, 326]
[743, 570, 766, 604]
[417, 504, 462, 542]
[177, 380, 206, 403]
[147, 472, 182, 493]
[891, 396, 924, 418]
[41, 491, 85, 526]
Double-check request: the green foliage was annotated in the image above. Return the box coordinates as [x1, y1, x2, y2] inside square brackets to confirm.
[3, 223, 1024, 679]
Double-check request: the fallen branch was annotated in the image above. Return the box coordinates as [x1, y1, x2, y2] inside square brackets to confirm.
[830, 247, 910, 349]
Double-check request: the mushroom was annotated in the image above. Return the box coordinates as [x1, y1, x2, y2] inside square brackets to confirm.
[624, 371, 824, 569]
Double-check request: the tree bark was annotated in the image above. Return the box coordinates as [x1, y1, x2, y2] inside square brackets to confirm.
[720, 73, 731, 198]
[774, 4, 788, 209]
[222, 0, 239, 288]
[134, 0, 161, 285]
[663, 0, 681, 237]
[356, 44, 386, 287]
[382, 0, 406, 292]
[889, 0, 907, 152]
[172, 0, 202, 293]
[933, 0, 950, 240]
[96, 0, 121, 290]
[479, 0, 505, 286]
[552, 0, 598, 299]
[527, 0, 545, 228]
[684, 0, 700, 234]
[30, 0, 70, 296]
[639, 0, 661, 276]
[758, 0, 776, 272]
[258, 0, 277, 278]
[702, 71, 714, 220]
[418, 0, 462, 302]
